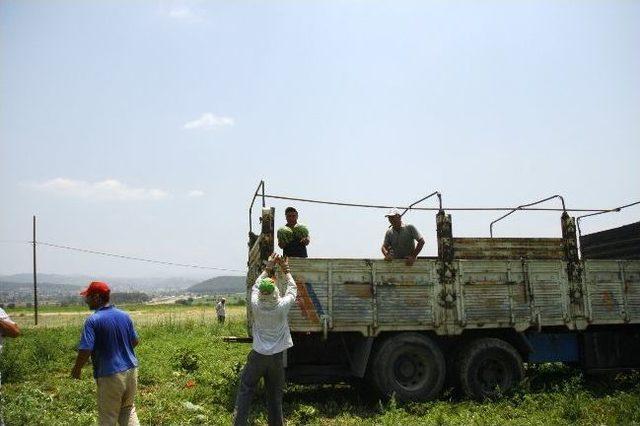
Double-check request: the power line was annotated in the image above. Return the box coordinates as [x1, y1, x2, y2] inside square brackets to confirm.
[36, 241, 246, 273]
[263, 193, 610, 212]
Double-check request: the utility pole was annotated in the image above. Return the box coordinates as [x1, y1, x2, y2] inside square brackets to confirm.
[32, 215, 38, 325]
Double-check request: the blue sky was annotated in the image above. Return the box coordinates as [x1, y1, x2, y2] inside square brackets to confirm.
[1, 0, 638, 278]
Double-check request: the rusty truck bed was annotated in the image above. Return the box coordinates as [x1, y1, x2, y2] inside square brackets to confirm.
[281, 257, 640, 336]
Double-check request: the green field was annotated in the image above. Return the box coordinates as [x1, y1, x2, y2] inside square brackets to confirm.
[2, 304, 639, 425]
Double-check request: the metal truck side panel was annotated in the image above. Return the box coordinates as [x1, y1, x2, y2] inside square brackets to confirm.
[263, 257, 640, 337]
[453, 238, 564, 260]
[458, 260, 530, 328]
[625, 261, 640, 319]
[374, 259, 437, 326]
[528, 260, 569, 326]
[584, 260, 640, 323]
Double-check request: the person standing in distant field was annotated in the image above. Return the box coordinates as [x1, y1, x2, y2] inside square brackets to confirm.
[0, 306, 20, 426]
[233, 254, 297, 426]
[71, 281, 140, 426]
[381, 208, 425, 266]
[216, 298, 226, 324]
[277, 207, 310, 258]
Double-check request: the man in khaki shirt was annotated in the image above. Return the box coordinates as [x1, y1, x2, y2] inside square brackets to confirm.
[381, 209, 425, 266]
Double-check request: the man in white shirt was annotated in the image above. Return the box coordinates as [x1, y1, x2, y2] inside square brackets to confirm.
[233, 254, 297, 426]
[0, 307, 20, 426]
[215, 298, 226, 324]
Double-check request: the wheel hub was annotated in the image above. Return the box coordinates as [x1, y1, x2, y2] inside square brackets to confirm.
[477, 358, 508, 393]
[393, 352, 427, 389]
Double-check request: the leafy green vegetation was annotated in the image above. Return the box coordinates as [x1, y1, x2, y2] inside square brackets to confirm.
[2, 306, 639, 425]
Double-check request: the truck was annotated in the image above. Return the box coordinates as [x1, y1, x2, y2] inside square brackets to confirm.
[243, 184, 640, 401]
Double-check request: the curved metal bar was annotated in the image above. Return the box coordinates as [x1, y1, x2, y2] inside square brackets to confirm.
[401, 191, 442, 217]
[576, 200, 640, 242]
[264, 193, 604, 212]
[489, 194, 566, 238]
[248, 180, 266, 235]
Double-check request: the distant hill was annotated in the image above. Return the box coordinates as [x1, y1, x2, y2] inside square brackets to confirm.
[187, 275, 246, 294]
[0, 279, 84, 292]
[0, 274, 201, 292]
[0, 280, 84, 305]
[0, 281, 82, 293]
[2, 274, 93, 286]
[0, 280, 151, 306]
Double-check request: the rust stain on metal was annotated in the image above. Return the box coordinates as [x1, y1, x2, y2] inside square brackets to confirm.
[482, 297, 502, 309]
[602, 291, 615, 310]
[514, 284, 527, 303]
[453, 238, 564, 260]
[404, 296, 426, 307]
[342, 282, 372, 298]
[465, 280, 503, 286]
[381, 280, 421, 286]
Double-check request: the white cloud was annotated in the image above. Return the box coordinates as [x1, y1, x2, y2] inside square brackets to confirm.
[29, 178, 169, 201]
[187, 190, 205, 198]
[167, 6, 202, 22]
[183, 113, 235, 130]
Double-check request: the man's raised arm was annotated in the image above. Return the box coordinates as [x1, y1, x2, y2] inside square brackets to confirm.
[277, 258, 297, 310]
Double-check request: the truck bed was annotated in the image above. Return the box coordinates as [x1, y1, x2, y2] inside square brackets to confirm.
[282, 257, 640, 336]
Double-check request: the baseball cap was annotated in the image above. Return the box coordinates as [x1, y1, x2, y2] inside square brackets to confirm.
[80, 281, 111, 296]
[385, 208, 403, 217]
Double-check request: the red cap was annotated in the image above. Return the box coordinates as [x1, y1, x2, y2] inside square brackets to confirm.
[80, 281, 111, 296]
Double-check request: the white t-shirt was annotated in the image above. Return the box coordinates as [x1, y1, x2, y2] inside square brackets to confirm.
[0, 307, 15, 354]
[251, 271, 298, 355]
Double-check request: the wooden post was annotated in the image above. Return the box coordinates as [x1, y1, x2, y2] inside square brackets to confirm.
[32, 215, 38, 325]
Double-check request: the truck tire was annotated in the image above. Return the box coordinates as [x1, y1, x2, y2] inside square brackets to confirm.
[369, 332, 445, 402]
[457, 337, 524, 400]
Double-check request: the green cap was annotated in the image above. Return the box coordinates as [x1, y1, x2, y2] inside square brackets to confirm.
[259, 278, 275, 294]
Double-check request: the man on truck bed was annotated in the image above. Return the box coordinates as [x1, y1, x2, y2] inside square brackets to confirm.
[233, 254, 297, 426]
[277, 206, 310, 258]
[381, 208, 425, 266]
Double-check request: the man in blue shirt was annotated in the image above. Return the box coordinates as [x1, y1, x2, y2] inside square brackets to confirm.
[71, 281, 140, 426]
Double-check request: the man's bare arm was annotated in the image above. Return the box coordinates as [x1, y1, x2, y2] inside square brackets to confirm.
[405, 238, 425, 266]
[381, 244, 393, 260]
[71, 349, 92, 379]
[0, 319, 20, 338]
[413, 238, 425, 257]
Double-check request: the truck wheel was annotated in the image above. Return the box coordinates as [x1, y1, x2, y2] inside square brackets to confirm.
[370, 333, 445, 402]
[457, 338, 524, 400]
